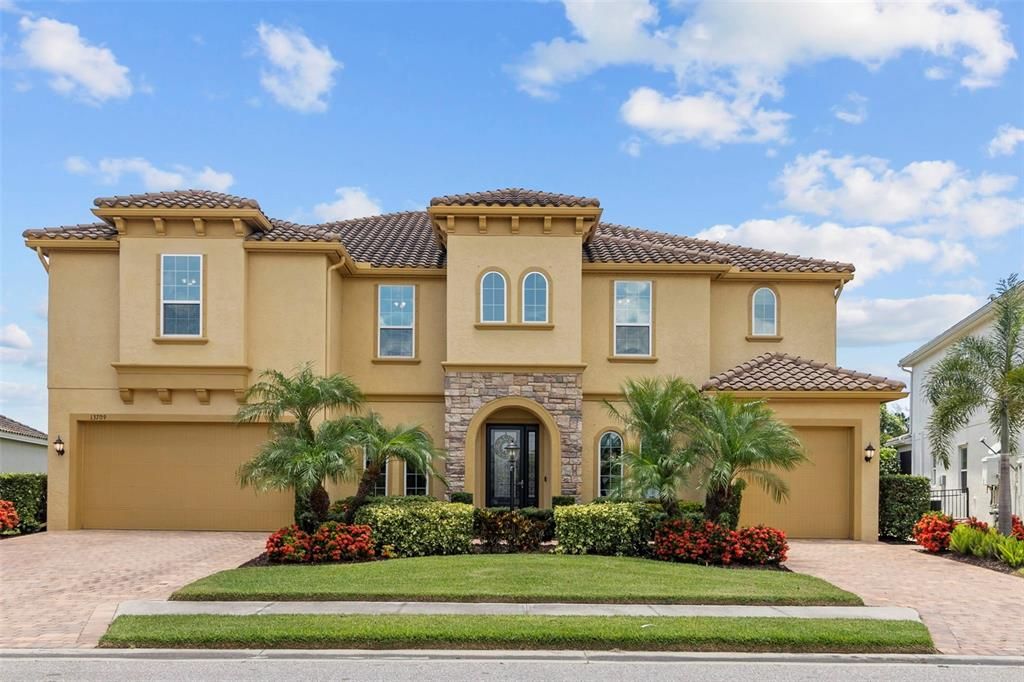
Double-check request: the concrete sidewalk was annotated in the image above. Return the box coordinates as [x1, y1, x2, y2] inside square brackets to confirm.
[115, 600, 921, 621]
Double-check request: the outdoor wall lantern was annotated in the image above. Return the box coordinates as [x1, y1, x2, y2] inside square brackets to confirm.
[53, 435, 65, 456]
[863, 442, 876, 463]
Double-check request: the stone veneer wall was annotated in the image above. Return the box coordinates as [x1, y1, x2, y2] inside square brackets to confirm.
[444, 371, 583, 499]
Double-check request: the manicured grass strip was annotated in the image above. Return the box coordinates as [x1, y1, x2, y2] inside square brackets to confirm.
[100, 615, 933, 653]
[172, 554, 861, 606]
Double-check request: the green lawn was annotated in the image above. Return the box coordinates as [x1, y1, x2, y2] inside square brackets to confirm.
[101, 614, 932, 653]
[172, 554, 860, 605]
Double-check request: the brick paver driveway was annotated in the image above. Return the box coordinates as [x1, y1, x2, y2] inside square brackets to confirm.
[0, 530, 264, 648]
[788, 540, 1024, 656]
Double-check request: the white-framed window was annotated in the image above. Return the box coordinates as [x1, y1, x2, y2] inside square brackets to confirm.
[614, 280, 652, 356]
[752, 287, 777, 336]
[365, 451, 388, 497]
[405, 462, 429, 496]
[160, 254, 202, 336]
[378, 285, 415, 358]
[598, 431, 623, 498]
[522, 271, 549, 323]
[480, 271, 507, 323]
[959, 445, 968, 491]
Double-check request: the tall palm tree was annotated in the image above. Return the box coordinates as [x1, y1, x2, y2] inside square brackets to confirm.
[605, 377, 701, 516]
[343, 412, 444, 522]
[684, 393, 806, 527]
[926, 275, 1023, 535]
[236, 364, 363, 524]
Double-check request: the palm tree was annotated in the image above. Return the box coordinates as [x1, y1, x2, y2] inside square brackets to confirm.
[236, 364, 363, 524]
[684, 393, 806, 527]
[605, 377, 701, 516]
[343, 412, 444, 522]
[926, 275, 1023, 535]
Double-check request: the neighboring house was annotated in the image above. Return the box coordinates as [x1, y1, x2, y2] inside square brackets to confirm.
[0, 415, 48, 474]
[884, 433, 913, 475]
[23, 188, 905, 538]
[900, 297, 1023, 524]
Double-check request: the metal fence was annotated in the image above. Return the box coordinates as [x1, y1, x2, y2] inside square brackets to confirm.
[930, 488, 970, 519]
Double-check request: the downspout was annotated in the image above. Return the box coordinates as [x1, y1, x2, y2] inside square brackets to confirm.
[35, 247, 50, 273]
[833, 279, 846, 301]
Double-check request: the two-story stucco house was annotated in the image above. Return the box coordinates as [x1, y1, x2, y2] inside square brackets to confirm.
[24, 188, 905, 539]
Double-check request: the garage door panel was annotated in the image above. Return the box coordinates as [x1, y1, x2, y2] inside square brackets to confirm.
[738, 426, 852, 539]
[80, 421, 292, 531]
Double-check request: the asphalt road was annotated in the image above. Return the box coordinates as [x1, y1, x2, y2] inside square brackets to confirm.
[2, 651, 1022, 682]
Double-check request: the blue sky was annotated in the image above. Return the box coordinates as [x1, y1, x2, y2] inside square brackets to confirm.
[2, 0, 1023, 430]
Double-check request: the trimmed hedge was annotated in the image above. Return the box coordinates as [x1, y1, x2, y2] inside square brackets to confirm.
[450, 492, 473, 505]
[879, 475, 930, 540]
[552, 495, 577, 507]
[0, 473, 46, 533]
[354, 502, 474, 558]
[554, 502, 659, 556]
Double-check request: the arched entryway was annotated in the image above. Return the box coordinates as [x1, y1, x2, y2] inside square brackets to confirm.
[464, 397, 562, 508]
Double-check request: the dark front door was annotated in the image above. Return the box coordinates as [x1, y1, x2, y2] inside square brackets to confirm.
[486, 424, 539, 508]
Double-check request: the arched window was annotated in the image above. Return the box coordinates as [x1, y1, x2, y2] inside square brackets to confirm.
[480, 271, 507, 323]
[752, 287, 777, 336]
[522, 271, 549, 323]
[598, 431, 623, 498]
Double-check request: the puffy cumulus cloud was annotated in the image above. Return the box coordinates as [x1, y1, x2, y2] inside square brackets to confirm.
[777, 150, 1023, 239]
[0, 324, 32, 350]
[988, 124, 1024, 157]
[833, 92, 868, 125]
[837, 294, 984, 346]
[313, 187, 382, 222]
[17, 16, 132, 103]
[257, 23, 341, 113]
[511, 1, 1015, 146]
[65, 156, 235, 192]
[695, 217, 970, 287]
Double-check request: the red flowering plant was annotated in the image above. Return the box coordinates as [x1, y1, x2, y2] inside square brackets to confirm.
[962, 517, 989, 532]
[0, 500, 19, 532]
[653, 519, 742, 565]
[912, 512, 957, 553]
[736, 525, 789, 565]
[1012, 515, 1024, 541]
[266, 525, 312, 563]
[310, 522, 376, 563]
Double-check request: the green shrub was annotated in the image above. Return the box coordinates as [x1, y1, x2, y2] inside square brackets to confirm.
[554, 502, 657, 556]
[706, 481, 744, 530]
[450, 492, 473, 505]
[948, 524, 984, 555]
[879, 447, 900, 476]
[878, 475, 930, 540]
[518, 507, 554, 541]
[973, 529, 1002, 559]
[552, 495, 576, 507]
[354, 502, 473, 558]
[0, 473, 46, 533]
[328, 495, 435, 521]
[474, 508, 545, 553]
[996, 536, 1024, 568]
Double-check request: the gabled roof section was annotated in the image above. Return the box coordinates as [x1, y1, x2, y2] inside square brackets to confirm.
[430, 188, 600, 208]
[23, 223, 117, 241]
[0, 414, 46, 441]
[94, 190, 261, 210]
[703, 353, 905, 392]
[583, 232, 730, 266]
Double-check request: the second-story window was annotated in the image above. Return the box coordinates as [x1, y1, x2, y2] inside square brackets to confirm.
[378, 285, 415, 358]
[522, 271, 549, 323]
[481, 271, 507, 323]
[614, 280, 652, 356]
[161, 254, 202, 336]
[752, 287, 777, 336]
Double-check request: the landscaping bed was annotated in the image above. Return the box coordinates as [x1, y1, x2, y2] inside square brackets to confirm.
[100, 614, 932, 653]
[173, 553, 860, 605]
[929, 549, 1024, 578]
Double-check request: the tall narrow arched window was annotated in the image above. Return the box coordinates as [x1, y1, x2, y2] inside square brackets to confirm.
[752, 287, 777, 336]
[598, 431, 623, 498]
[522, 271, 549, 323]
[480, 271, 507, 323]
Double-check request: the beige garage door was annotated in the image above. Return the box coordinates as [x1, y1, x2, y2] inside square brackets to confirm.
[738, 426, 852, 539]
[80, 421, 292, 531]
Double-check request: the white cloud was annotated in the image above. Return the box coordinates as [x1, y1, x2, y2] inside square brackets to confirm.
[924, 65, 949, 80]
[696, 217, 969, 287]
[833, 92, 868, 125]
[65, 156, 235, 192]
[512, 1, 1015, 146]
[620, 137, 643, 158]
[838, 294, 984, 346]
[777, 150, 1023, 239]
[987, 124, 1024, 157]
[313, 187, 382, 222]
[256, 23, 341, 113]
[0, 324, 32, 350]
[17, 16, 132, 103]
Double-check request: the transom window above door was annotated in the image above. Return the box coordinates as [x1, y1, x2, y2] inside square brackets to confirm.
[613, 280, 652, 356]
[160, 254, 202, 336]
[378, 284, 415, 358]
[480, 271, 507, 323]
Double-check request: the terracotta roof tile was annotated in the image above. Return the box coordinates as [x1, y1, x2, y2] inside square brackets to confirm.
[22, 223, 117, 240]
[0, 414, 46, 440]
[93, 190, 261, 210]
[430, 188, 600, 208]
[583, 233, 730, 265]
[703, 353, 905, 392]
[249, 220, 341, 243]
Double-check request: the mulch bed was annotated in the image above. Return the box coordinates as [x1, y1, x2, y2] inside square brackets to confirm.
[922, 549, 1023, 577]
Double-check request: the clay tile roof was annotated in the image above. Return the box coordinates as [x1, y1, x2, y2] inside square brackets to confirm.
[702, 353, 905, 392]
[22, 222, 117, 241]
[0, 414, 46, 440]
[430, 188, 600, 208]
[249, 219, 342, 243]
[93, 190, 261, 210]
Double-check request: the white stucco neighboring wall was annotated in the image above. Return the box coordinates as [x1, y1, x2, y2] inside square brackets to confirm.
[0, 433, 48, 473]
[901, 306, 1023, 525]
